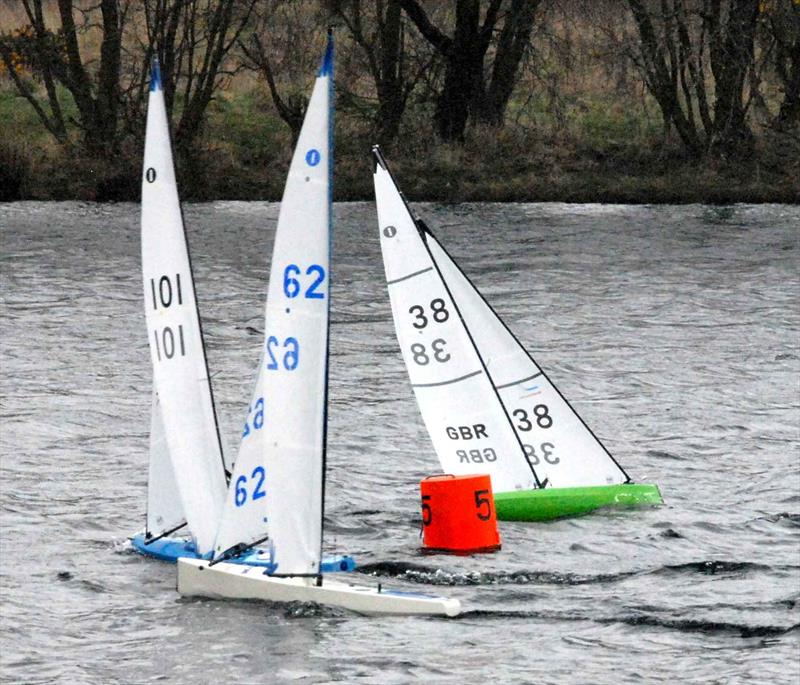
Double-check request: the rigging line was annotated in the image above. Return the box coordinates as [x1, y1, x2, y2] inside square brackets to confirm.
[495, 371, 543, 390]
[418, 220, 543, 489]
[143, 521, 188, 545]
[386, 266, 433, 285]
[412, 369, 483, 388]
[424, 228, 632, 483]
[372, 145, 541, 488]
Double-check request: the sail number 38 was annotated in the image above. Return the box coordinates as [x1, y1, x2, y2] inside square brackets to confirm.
[513, 404, 553, 430]
[409, 298, 449, 329]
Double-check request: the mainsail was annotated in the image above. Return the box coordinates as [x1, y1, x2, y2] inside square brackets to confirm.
[213, 37, 334, 575]
[372, 148, 538, 493]
[424, 230, 630, 488]
[141, 60, 227, 554]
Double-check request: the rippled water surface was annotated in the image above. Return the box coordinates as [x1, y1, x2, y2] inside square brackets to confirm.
[1, 202, 798, 684]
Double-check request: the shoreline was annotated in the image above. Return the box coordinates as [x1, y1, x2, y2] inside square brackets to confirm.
[3, 160, 797, 205]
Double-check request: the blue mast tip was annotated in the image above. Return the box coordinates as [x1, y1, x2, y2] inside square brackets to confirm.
[150, 57, 162, 92]
[318, 30, 334, 77]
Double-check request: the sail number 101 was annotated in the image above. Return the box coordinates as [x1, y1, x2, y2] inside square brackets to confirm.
[150, 274, 183, 310]
[150, 273, 187, 361]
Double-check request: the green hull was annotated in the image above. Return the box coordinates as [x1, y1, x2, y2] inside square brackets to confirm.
[494, 483, 663, 522]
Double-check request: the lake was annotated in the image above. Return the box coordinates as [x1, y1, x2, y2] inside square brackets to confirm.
[1, 201, 798, 684]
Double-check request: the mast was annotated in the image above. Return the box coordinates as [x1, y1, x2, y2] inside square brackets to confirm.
[179, 203, 229, 480]
[319, 28, 334, 575]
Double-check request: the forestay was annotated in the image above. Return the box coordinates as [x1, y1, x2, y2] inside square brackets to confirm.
[145, 391, 185, 539]
[425, 232, 630, 489]
[213, 40, 334, 575]
[372, 149, 538, 493]
[141, 61, 227, 555]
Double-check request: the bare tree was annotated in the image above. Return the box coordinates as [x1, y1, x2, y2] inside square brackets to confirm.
[627, 0, 761, 158]
[334, 0, 433, 144]
[142, 0, 256, 157]
[0, 0, 254, 161]
[396, 0, 540, 140]
[0, 0, 123, 155]
[764, 0, 800, 128]
[238, 0, 326, 146]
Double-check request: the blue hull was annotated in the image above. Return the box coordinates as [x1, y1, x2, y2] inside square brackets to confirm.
[131, 534, 356, 573]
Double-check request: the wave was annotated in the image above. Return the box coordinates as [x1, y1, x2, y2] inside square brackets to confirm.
[651, 560, 774, 576]
[356, 561, 634, 586]
[358, 558, 794, 586]
[458, 609, 800, 638]
[752, 512, 800, 526]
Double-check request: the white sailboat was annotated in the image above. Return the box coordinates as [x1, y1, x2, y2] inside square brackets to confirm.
[132, 58, 351, 573]
[132, 58, 228, 559]
[177, 35, 461, 616]
[372, 146, 662, 521]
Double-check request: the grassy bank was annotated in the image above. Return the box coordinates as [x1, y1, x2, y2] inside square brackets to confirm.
[1, 83, 798, 204]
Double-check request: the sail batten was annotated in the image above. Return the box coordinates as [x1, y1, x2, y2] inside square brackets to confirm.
[495, 372, 543, 390]
[387, 267, 434, 285]
[411, 370, 484, 388]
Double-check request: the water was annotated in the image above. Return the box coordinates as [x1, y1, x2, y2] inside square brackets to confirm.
[1, 201, 798, 684]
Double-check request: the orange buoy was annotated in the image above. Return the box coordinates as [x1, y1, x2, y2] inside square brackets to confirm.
[420, 474, 501, 554]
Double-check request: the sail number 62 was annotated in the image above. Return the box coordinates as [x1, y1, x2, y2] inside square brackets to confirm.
[235, 466, 266, 507]
[283, 264, 326, 299]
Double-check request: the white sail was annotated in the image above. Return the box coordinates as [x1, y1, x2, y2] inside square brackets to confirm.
[141, 61, 227, 555]
[425, 232, 630, 489]
[372, 151, 538, 493]
[213, 40, 334, 574]
[146, 391, 186, 538]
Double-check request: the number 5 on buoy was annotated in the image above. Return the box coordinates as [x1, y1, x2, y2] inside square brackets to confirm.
[419, 474, 501, 554]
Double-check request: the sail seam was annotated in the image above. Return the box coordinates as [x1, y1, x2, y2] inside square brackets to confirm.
[412, 370, 483, 388]
[387, 267, 433, 285]
[495, 372, 543, 390]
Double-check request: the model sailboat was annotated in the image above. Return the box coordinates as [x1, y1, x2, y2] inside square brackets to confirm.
[372, 146, 662, 521]
[177, 36, 460, 616]
[132, 58, 229, 559]
[132, 58, 351, 573]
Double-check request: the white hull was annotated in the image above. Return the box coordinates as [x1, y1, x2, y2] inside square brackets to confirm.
[177, 558, 461, 617]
